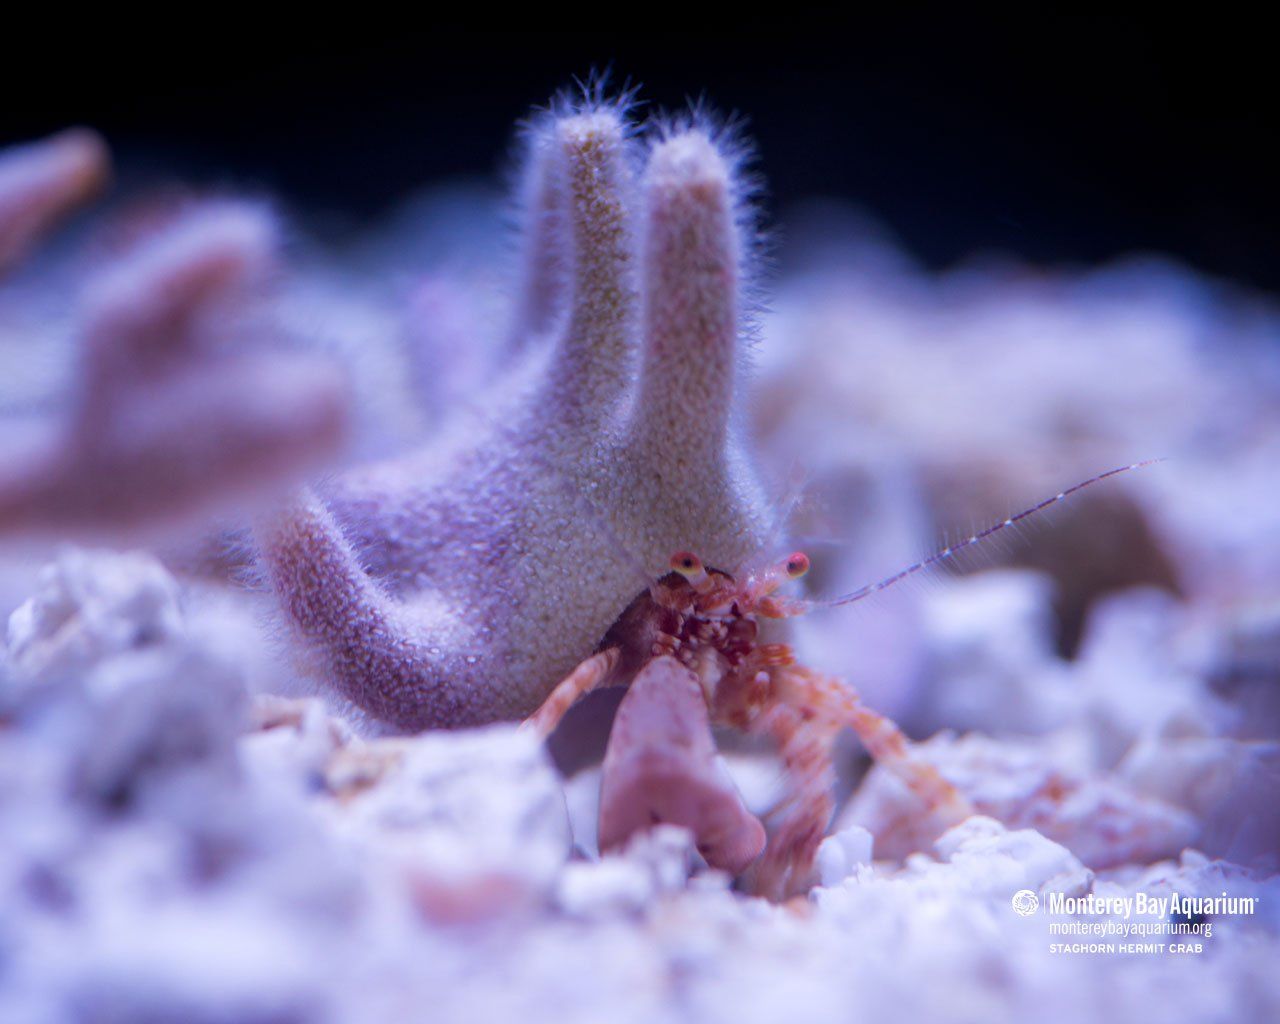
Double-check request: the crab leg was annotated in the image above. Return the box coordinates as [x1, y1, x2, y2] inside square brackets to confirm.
[774, 664, 973, 821]
[523, 647, 622, 738]
[743, 702, 840, 901]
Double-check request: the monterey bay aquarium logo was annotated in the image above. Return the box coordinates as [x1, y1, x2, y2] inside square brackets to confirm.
[1011, 888, 1260, 956]
[1011, 890, 1039, 916]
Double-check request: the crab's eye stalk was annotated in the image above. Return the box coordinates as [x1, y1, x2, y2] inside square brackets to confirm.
[785, 552, 810, 579]
[670, 551, 715, 593]
[671, 551, 703, 577]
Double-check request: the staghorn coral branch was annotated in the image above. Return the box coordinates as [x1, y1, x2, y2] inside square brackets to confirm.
[73, 205, 277, 431]
[0, 128, 108, 275]
[0, 200, 350, 536]
[631, 130, 741, 471]
[256, 491, 469, 730]
[256, 92, 775, 732]
[507, 119, 567, 348]
[539, 109, 638, 433]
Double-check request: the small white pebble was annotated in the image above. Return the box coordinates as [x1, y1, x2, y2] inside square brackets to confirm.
[555, 859, 653, 919]
[816, 825, 875, 887]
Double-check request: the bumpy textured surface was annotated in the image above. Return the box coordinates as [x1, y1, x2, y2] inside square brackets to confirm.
[257, 101, 774, 730]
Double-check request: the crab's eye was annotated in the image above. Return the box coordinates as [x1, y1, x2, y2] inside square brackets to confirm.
[671, 551, 703, 576]
[785, 552, 810, 579]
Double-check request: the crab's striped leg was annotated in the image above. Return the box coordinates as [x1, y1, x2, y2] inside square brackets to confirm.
[523, 647, 622, 738]
[743, 702, 839, 900]
[775, 664, 973, 821]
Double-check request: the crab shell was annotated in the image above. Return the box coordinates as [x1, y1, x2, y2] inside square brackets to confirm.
[598, 655, 766, 874]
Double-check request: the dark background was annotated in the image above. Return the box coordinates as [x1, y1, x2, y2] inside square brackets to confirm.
[4, 19, 1275, 293]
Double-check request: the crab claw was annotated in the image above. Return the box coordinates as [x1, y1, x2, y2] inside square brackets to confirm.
[598, 656, 765, 875]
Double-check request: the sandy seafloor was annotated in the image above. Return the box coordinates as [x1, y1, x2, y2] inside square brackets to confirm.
[2, 186, 1279, 1023]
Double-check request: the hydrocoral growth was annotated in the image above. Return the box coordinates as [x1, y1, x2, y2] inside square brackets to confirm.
[257, 96, 776, 730]
[0, 132, 350, 536]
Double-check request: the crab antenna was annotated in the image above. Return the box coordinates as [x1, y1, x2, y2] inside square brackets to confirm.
[813, 460, 1164, 610]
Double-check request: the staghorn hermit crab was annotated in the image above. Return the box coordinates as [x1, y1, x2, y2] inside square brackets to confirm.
[525, 464, 1155, 900]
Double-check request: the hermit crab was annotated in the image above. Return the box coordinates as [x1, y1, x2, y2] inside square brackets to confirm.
[526, 465, 1153, 900]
